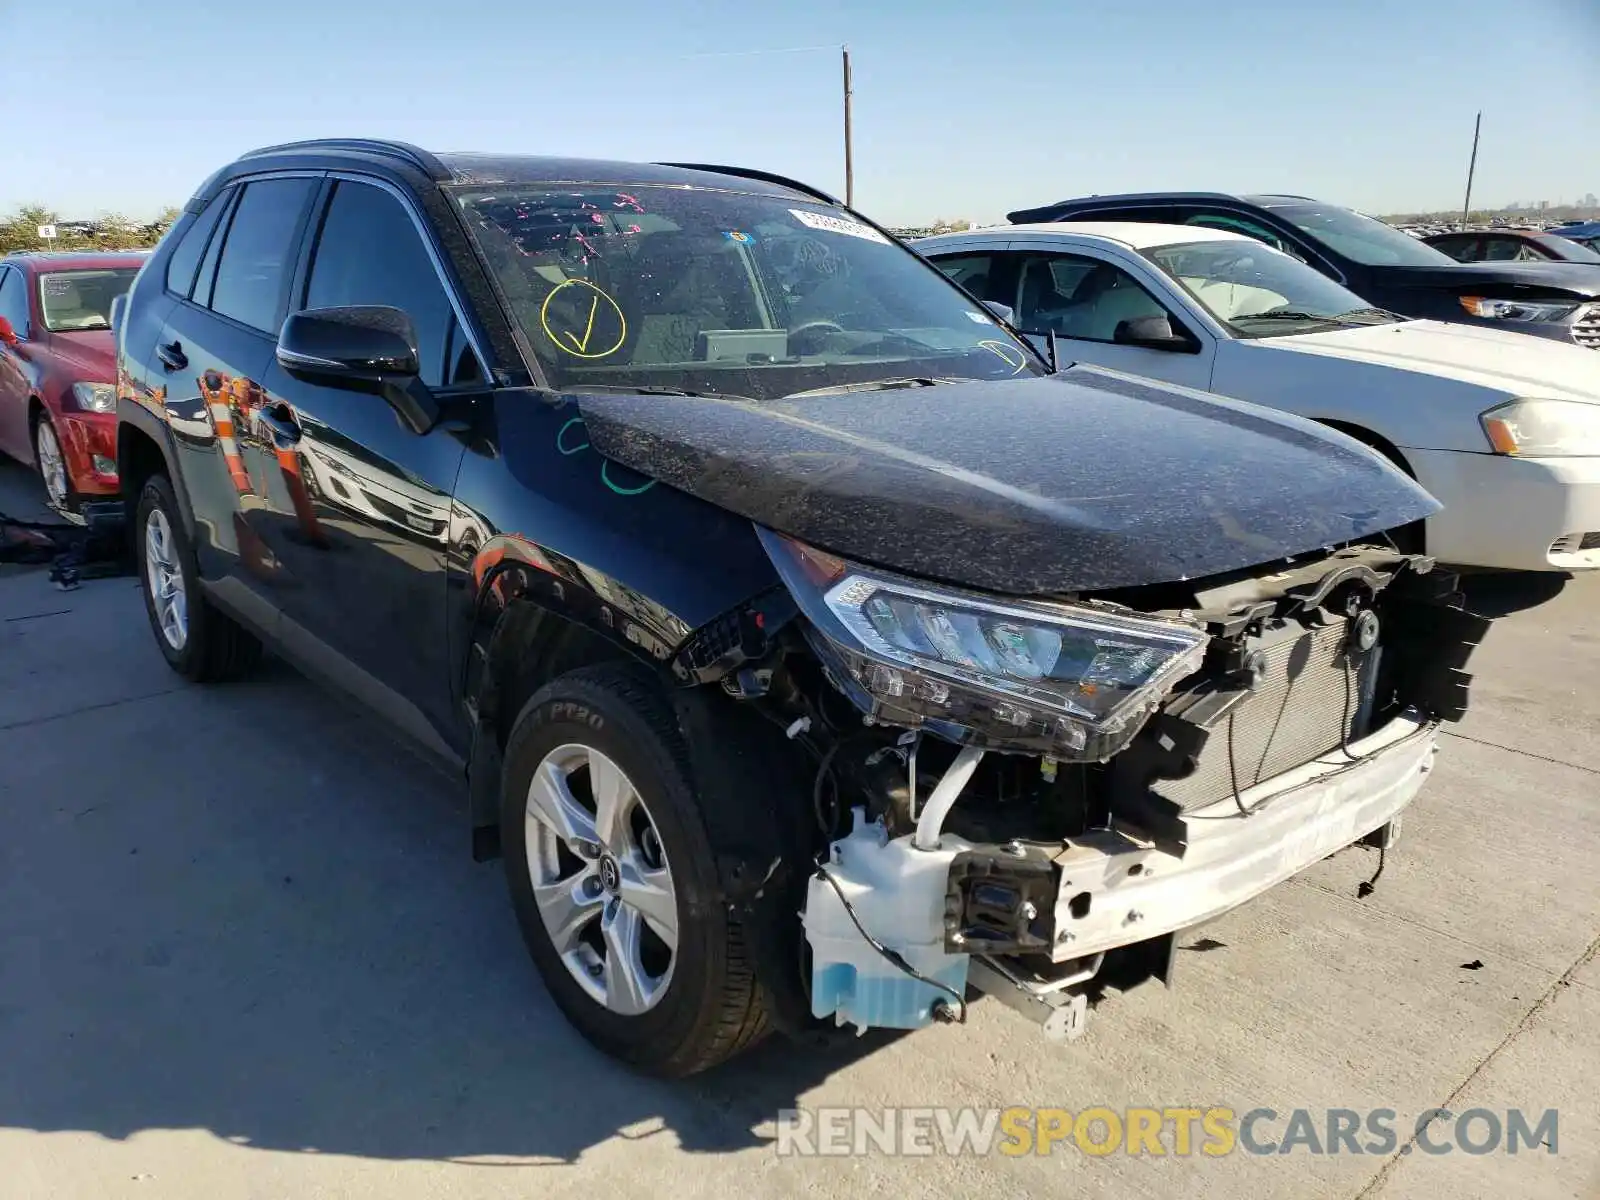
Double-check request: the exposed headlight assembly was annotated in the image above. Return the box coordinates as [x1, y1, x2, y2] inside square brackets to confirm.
[70, 382, 117, 413]
[760, 529, 1208, 760]
[1458, 297, 1577, 323]
[1481, 398, 1600, 457]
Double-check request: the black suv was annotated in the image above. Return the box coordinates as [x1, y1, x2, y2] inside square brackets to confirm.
[1008, 192, 1600, 349]
[115, 140, 1485, 1076]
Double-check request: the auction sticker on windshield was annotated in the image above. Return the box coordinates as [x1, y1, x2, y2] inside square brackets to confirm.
[790, 208, 890, 244]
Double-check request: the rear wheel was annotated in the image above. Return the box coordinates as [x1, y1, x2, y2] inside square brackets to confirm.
[500, 664, 769, 1076]
[136, 474, 263, 682]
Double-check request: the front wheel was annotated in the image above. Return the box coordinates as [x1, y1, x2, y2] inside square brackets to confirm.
[136, 474, 263, 682]
[500, 664, 769, 1076]
[34, 412, 75, 514]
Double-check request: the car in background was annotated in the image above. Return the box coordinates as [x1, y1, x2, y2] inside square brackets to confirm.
[1550, 221, 1600, 252]
[918, 221, 1600, 572]
[1424, 228, 1600, 265]
[0, 250, 148, 515]
[112, 138, 1484, 1076]
[1005, 193, 1600, 351]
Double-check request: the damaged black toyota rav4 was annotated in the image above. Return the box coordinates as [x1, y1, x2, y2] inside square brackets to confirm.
[115, 139, 1487, 1076]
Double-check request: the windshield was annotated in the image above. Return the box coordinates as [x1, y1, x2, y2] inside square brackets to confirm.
[451, 184, 1044, 400]
[1265, 203, 1459, 268]
[38, 268, 139, 332]
[1144, 240, 1403, 338]
[1550, 236, 1600, 264]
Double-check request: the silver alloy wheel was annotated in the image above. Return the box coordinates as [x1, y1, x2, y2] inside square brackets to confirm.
[525, 743, 678, 1016]
[35, 419, 69, 509]
[144, 508, 188, 651]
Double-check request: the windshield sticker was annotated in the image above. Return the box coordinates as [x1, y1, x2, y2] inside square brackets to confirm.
[540, 278, 627, 359]
[978, 339, 1029, 375]
[722, 230, 756, 244]
[789, 208, 890, 244]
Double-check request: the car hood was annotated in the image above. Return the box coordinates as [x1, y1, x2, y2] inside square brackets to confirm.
[1263, 319, 1600, 402]
[1382, 261, 1600, 298]
[575, 367, 1439, 596]
[45, 330, 116, 380]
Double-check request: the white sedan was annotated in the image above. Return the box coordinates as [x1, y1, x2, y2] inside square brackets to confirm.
[916, 222, 1600, 572]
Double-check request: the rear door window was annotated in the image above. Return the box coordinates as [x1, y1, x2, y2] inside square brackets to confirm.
[930, 252, 998, 298]
[209, 177, 318, 334]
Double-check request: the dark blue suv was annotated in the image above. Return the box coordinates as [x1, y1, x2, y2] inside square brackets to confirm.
[113, 140, 1482, 1075]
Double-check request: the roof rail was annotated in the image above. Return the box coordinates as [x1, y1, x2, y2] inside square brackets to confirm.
[237, 138, 450, 181]
[656, 163, 839, 206]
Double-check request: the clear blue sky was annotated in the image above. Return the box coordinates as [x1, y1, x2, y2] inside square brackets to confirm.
[3, 0, 1595, 224]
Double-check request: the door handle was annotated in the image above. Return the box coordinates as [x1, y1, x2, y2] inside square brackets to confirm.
[255, 401, 302, 447]
[156, 340, 187, 372]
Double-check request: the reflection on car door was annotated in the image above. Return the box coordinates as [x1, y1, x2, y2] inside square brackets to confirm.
[154, 175, 320, 628]
[0, 265, 32, 459]
[1008, 250, 1214, 389]
[257, 176, 482, 749]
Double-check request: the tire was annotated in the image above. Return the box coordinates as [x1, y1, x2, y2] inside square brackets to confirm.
[33, 410, 77, 515]
[500, 663, 769, 1077]
[136, 474, 263, 682]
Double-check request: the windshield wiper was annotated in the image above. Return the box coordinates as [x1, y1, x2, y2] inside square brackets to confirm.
[1231, 310, 1351, 324]
[783, 376, 958, 399]
[1332, 306, 1407, 323]
[570, 383, 752, 401]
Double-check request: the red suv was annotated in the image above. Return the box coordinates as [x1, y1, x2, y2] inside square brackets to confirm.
[0, 251, 148, 514]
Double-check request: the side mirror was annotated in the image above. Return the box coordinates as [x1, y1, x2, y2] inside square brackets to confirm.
[0, 315, 17, 346]
[109, 295, 127, 340]
[276, 305, 437, 434]
[981, 300, 1016, 324]
[1113, 314, 1196, 353]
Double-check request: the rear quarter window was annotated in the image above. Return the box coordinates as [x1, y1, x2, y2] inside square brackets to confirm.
[164, 189, 232, 298]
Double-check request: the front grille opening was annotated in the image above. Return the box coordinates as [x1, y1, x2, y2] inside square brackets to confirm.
[1153, 619, 1373, 812]
[1581, 532, 1600, 551]
[1574, 304, 1600, 349]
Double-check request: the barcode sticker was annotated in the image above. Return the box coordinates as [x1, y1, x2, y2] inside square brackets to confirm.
[790, 208, 890, 244]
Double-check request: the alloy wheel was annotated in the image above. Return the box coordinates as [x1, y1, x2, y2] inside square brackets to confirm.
[144, 508, 188, 651]
[524, 744, 678, 1016]
[35, 420, 69, 509]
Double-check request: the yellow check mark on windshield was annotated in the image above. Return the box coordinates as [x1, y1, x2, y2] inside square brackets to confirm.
[561, 293, 600, 354]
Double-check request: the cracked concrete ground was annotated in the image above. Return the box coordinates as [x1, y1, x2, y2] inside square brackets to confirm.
[2, 458, 1596, 1199]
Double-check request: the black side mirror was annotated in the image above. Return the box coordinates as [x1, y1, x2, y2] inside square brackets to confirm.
[109, 294, 127, 340]
[276, 305, 438, 434]
[1113, 314, 1196, 353]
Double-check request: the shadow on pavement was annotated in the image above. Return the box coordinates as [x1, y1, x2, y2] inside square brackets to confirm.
[1459, 570, 1569, 618]
[0, 618, 888, 1165]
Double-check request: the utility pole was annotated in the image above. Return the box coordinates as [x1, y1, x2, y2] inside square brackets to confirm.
[1460, 111, 1482, 230]
[842, 45, 854, 208]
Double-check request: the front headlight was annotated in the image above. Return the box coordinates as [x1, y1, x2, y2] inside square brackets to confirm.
[1481, 398, 1600, 457]
[760, 530, 1208, 759]
[1458, 296, 1577, 323]
[70, 382, 117, 412]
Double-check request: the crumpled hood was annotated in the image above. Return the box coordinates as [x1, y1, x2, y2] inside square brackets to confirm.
[44, 330, 116, 381]
[1384, 260, 1600, 298]
[1263, 319, 1600, 402]
[575, 366, 1439, 595]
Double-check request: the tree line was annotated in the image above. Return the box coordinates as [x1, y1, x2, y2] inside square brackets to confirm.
[1, 204, 181, 254]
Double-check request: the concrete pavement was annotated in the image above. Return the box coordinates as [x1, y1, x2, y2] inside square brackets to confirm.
[2, 457, 1596, 1199]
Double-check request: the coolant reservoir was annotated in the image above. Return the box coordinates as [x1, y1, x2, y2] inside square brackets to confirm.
[804, 808, 972, 1033]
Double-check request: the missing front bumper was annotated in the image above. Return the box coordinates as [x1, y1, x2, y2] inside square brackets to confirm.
[1039, 710, 1437, 962]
